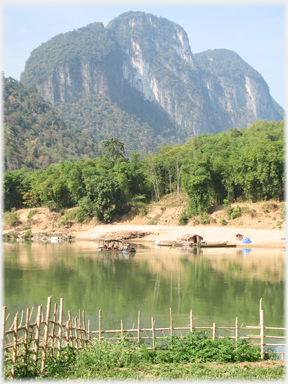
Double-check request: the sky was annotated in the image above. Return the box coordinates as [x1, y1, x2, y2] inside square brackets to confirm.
[1, 1, 286, 109]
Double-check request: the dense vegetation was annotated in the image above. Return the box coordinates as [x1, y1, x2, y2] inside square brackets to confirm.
[3, 119, 284, 223]
[4, 332, 283, 380]
[20, 22, 116, 85]
[3, 76, 98, 171]
[4, 76, 187, 164]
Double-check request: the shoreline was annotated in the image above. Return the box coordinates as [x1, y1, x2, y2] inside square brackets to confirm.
[73, 224, 285, 249]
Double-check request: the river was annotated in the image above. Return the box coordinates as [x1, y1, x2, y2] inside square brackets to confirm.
[3, 241, 285, 353]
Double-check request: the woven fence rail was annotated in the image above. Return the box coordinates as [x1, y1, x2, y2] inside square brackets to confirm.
[2, 297, 286, 373]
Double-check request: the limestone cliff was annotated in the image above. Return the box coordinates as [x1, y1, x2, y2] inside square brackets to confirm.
[21, 11, 284, 143]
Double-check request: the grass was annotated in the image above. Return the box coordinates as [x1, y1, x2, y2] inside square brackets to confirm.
[3, 331, 284, 380]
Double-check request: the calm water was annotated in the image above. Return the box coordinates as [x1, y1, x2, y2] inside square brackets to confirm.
[3, 241, 285, 350]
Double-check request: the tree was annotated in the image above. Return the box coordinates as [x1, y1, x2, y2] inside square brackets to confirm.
[101, 138, 126, 164]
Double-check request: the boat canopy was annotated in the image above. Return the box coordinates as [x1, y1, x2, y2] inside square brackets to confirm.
[177, 234, 204, 243]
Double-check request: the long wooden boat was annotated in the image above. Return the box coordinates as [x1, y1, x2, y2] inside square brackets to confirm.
[198, 242, 237, 248]
[154, 241, 173, 247]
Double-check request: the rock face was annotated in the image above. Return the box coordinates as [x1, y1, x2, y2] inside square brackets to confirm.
[21, 11, 284, 139]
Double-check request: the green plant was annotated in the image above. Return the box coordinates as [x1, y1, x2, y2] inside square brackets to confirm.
[179, 210, 189, 226]
[4, 211, 21, 227]
[229, 205, 242, 220]
[199, 213, 210, 224]
[219, 217, 228, 226]
[23, 228, 33, 239]
[263, 205, 269, 213]
[27, 209, 37, 222]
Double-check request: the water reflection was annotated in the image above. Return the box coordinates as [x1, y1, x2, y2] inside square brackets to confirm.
[3, 242, 284, 336]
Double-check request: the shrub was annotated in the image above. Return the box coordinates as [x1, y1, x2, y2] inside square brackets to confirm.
[23, 228, 33, 239]
[4, 212, 21, 227]
[219, 217, 228, 226]
[229, 205, 242, 220]
[199, 213, 210, 224]
[179, 210, 189, 225]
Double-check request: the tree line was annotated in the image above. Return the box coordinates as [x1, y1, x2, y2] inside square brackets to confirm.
[3, 120, 284, 222]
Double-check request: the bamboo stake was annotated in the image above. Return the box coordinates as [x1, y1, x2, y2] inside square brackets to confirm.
[190, 310, 193, 333]
[170, 308, 173, 339]
[41, 296, 52, 373]
[88, 320, 90, 343]
[236, 317, 238, 347]
[78, 308, 82, 347]
[68, 310, 72, 347]
[121, 319, 124, 340]
[138, 311, 141, 344]
[260, 309, 264, 360]
[12, 316, 18, 365]
[2, 306, 7, 348]
[50, 303, 57, 357]
[152, 317, 155, 351]
[82, 310, 86, 348]
[24, 308, 30, 357]
[33, 305, 42, 362]
[99, 310, 102, 343]
[74, 317, 79, 349]
[212, 323, 216, 341]
[58, 298, 63, 356]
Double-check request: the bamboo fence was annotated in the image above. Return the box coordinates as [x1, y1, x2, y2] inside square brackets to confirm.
[2, 297, 285, 373]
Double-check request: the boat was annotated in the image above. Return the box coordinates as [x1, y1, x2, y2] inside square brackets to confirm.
[154, 240, 173, 247]
[198, 241, 237, 248]
[118, 243, 136, 253]
[98, 238, 121, 251]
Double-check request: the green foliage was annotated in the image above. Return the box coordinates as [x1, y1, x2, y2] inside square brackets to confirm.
[4, 331, 276, 380]
[219, 217, 228, 226]
[23, 228, 33, 239]
[3, 77, 87, 171]
[199, 213, 210, 224]
[229, 205, 242, 220]
[179, 210, 190, 225]
[4, 211, 21, 227]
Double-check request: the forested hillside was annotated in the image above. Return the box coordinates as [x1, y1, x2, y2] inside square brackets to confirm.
[3, 77, 97, 171]
[4, 120, 284, 225]
[3, 76, 185, 170]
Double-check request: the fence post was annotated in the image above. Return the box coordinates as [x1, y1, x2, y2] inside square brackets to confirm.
[2, 306, 7, 349]
[87, 320, 90, 344]
[170, 308, 173, 339]
[138, 311, 141, 345]
[121, 319, 124, 340]
[152, 317, 155, 351]
[68, 310, 72, 347]
[212, 323, 216, 341]
[235, 317, 238, 347]
[82, 310, 86, 348]
[12, 316, 18, 365]
[260, 306, 265, 360]
[58, 298, 64, 356]
[33, 305, 42, 362]
[99, 310, 101, 343]
[190, 310, 193, 333]
[41, 296, 52, 373]
[51, 303, 57, 356]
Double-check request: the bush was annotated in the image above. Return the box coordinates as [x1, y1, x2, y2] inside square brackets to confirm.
[229, 205, 242, 220]
[179, 210, 189, 225]
[23, 228, 33, 239]
[4, 211, 21, 227]
[219, 217, 228, 226]
[199, 213, 210, 224]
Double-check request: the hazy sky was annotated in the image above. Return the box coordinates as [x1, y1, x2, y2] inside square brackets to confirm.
[2, 1, 286, 108]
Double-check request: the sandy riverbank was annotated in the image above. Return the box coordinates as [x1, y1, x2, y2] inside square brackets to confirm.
[74, 224, 286, 249]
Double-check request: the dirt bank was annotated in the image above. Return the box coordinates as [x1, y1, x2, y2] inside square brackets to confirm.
[3, 200, 286, 248]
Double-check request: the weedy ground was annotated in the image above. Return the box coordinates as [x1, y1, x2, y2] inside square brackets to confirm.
[3, 332, 285, 380]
